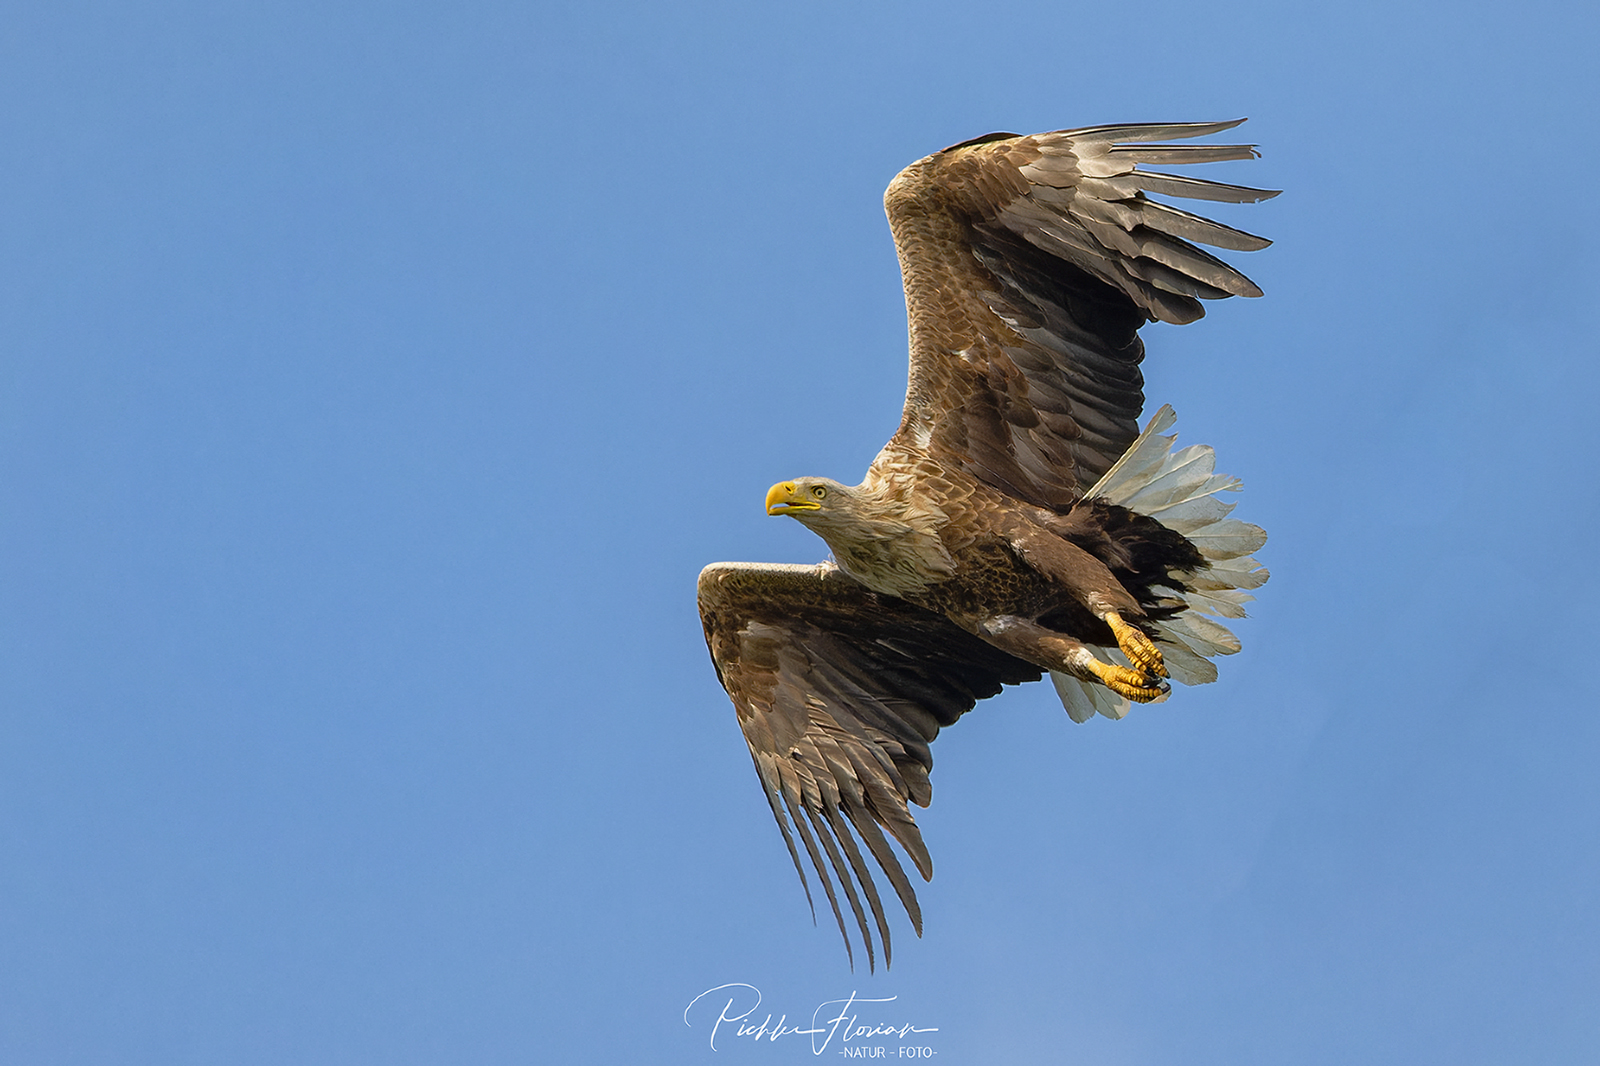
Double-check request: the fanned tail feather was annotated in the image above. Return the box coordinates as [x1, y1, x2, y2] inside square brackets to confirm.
[1050, 405, 1267, 716]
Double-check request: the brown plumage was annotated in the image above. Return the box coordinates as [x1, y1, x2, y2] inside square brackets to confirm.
[698, 121, 1275, 970]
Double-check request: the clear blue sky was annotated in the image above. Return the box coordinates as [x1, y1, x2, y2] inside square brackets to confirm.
[2, 1, 1597, 1063]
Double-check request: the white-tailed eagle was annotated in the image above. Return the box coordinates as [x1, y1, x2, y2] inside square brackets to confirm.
[698, 121, 1274, 969]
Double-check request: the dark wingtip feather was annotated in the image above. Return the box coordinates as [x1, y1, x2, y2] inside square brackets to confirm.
[807, 807, 878, 973]
[1068, 119, 1249, 143]
[827, 806, 896, 969]
[788, 796, 855, 971]
[942, 131, 1021, 152]
[1126, 170, 1280, 205]
[755, 757, 819, 921]
[848, 809, 925, 935]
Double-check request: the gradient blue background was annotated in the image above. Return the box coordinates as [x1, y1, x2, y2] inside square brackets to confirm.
[3, 1, 1597, 1062]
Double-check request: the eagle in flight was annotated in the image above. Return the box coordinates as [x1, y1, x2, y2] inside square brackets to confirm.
[697, 121, 1274, 969]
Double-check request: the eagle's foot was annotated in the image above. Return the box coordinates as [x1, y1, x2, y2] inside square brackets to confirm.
[1104, 612, 1167, 679]
[1083, 658, 1170, 703]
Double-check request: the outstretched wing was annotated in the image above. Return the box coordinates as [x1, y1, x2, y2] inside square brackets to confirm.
[697, 561, 1040, 970]
[881, 120, 1277, 509]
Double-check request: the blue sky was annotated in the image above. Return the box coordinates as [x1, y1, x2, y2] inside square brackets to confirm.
[2, 1, 1597, 1063]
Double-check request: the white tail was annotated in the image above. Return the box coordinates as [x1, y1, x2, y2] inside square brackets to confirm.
[1050, 405, 1268, 722]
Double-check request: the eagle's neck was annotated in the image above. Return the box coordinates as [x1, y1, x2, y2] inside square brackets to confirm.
[805, 472, 955, 598]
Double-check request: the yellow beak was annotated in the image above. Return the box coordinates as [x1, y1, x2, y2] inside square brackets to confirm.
[766, 481, 819, 516]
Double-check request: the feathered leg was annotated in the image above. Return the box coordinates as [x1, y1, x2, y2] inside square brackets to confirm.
[976, 615, 1169, 702]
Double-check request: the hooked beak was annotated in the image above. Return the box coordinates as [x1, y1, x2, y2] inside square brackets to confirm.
[766, 481, 820, 516]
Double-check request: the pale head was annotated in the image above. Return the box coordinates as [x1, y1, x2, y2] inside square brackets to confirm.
[764, 477, 858, 530]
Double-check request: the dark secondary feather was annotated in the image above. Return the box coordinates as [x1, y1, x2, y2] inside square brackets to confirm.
[698, 562, 1039, 971]
[886, 119, 1279, 510]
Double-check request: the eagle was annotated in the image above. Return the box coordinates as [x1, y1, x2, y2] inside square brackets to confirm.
[697, 120, 1275, 970]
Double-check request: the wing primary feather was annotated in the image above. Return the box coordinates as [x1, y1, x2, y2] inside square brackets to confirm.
[805, 807, 877, 972]
[787, 795, 855, 971]
[1136, 199, 1273, 252]
[827, 806, 896, 969]
[1064, 119, 1249, 143]
[1132, 235, 1261, 296]
[754, 753, 818, 921]
[1089, 170, 1281, 204]
[1125, 257, 1237, 300]
[847, 807, 925, 935]
[845, 746, 933, 879]
[1105, 143, 1260, 165]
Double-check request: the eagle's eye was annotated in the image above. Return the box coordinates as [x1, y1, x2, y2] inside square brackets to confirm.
[812, 486, 828, 499]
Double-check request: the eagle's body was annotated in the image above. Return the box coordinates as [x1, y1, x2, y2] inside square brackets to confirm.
[798, 449, 1202, 637]
[698, 121, 1274, 970]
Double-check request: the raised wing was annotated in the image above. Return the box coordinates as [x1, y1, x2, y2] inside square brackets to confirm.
[881, 120, 1277, 509]
[697, 561, 1040, 970]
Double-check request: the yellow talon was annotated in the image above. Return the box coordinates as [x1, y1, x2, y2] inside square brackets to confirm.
[1104, 612, 1167, 679]
[1083, 658, 1170, 703]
